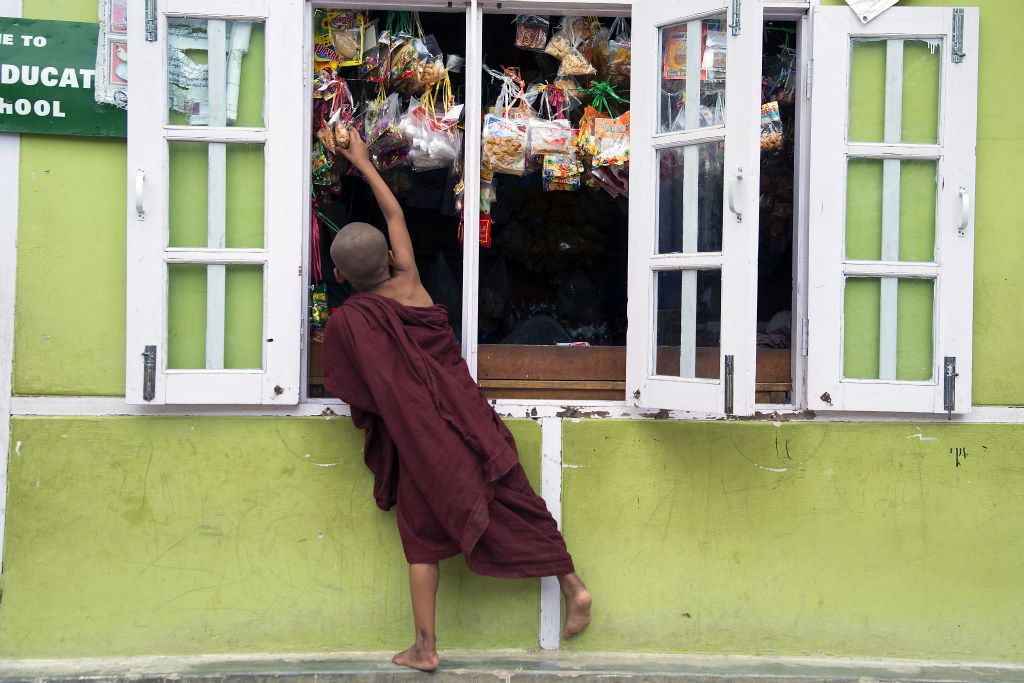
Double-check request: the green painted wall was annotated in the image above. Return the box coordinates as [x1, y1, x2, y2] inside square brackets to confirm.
[0, 417, 543, 657]
[561, 419, 1024, 661]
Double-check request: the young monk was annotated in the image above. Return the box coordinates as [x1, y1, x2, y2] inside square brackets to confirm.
[322, 132, 592, 672]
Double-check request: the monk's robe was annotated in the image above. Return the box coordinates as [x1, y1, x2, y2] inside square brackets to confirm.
[322, 292, 574, 579]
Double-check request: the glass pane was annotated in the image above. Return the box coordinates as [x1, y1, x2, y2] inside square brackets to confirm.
[845, 159, 936, 262]
[657, 142, 725, 254]
[167, 19, 265, 127]
[654, 269, 722, 379]
[168, 142, 265, 249]
[902, 40, 941, 144]
[167, 264, 264, 370]
[659, 14, 727, 133]
[843, 277, 933, 381]
[849, 39, 940, 144]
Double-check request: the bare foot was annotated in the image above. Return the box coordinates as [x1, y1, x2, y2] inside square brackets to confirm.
[392, 643, 440, 672]
[560, 575, 592, 639]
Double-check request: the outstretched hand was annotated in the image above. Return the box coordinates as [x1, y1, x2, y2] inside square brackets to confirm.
[338, 128, 371, 167]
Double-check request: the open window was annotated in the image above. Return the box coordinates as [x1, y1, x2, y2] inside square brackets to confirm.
[806, 7, 979, 414]
[626, 0, 763, 415]
[126, 0, 305, 404]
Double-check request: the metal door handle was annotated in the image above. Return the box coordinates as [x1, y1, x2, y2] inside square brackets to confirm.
[958, 186, 970, 234]
[135, 169, 145, 219]
[728, 167, 743, 222]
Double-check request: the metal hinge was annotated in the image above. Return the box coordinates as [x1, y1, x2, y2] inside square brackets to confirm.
[142, 345, 157, 402]
[804, 59, 813, 99]
[729, 0, 742, 36]
[943, 356, 958, 419]
[951, 8, 965, 63]
[801, 318, 809, 357]
[300, 320, 306, 350]
[724, 354, 735, 415]
[144, 0, 158, 42]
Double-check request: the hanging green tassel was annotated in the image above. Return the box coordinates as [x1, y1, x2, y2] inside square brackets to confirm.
[386, 10, 413, 36]
[585, 79, 630, 116]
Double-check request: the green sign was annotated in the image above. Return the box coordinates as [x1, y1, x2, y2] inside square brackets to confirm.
[0, 17, 126, 137]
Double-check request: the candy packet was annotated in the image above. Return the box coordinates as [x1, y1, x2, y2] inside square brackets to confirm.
[607, 17, 632, 86]
[542, 152, 583, 192]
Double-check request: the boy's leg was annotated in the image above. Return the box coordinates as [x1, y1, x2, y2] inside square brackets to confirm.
[558, 572, 592, 638]
[392, 562, 441, 671]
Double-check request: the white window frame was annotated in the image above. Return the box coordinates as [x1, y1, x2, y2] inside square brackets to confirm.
[625, 0, 763, 416]
[805, 6, 979, 414]
[126, 0, 305, 405]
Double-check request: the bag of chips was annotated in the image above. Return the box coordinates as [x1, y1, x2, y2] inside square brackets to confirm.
[593, 111, 630, 167]
[316, 77, 355, 155]
[513, 15, 549, 51]
[329, 11, 367, 66]
[482, 114, 527, 175]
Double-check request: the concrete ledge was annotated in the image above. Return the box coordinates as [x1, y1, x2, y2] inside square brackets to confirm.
[1, 652, 1023, 683]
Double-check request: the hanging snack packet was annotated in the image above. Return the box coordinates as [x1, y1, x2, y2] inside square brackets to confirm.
[528, 118, 573, 157]
[365, 91, 406, 156]
[543, 153, 583, 192]
[312, 141, 332, 185]
[593, 111, 630, 167]
[329, 11, 366, 66]
[607, 17, 632, 86]
[316, 77, 355, 154]
[545, 24, 571, 60]
[513, 15, 550, 51]
[760, 101, 783, 151]
[482, 114, 527, 175]
[575, 105, 602, 158]
[559, 46, 597, 77]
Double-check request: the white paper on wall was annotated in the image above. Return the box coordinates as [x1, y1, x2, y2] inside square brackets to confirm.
[844, 0, 902, 24]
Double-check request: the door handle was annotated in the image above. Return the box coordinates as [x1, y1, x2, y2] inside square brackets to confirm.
[728, 167, 743, 222]
[958, 186, 970, 234]
[135, 169, 145, 219]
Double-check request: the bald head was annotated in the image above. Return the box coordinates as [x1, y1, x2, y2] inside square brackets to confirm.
[330, 222, 390, 291]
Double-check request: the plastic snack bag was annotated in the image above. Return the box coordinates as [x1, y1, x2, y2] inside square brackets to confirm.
[760, 101, 783, 151]
[513, 15, 550, 51]
[575, 105, 602, 158]
[482, 114, 527, 175]
[365, 91, 407, 156]
[329, 11, 366, 66]
[559, 46, 596, 77]
[542, 152, 583, 191]
[606, 17, 632, 86]
[316, 77, 355, 154]
[528, 118, 573, 156]
[544, 23, 572, 60]
[593, 111, 630, 167]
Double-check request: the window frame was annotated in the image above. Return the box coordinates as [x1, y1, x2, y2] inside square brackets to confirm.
[805, 6, 979, 414]
[126, 0, 306, 405]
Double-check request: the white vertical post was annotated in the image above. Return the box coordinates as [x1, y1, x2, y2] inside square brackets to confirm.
[539, 417, 563, 650]
[678, 18, 703, 379]
[206, 20, 228, 370]
[0, 0, 23, 579]
[461, 2, 481, 378]
[879, 39, 904, 379]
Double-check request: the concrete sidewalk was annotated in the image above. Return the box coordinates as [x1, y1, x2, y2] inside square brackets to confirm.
[1, 652, 1023, 683]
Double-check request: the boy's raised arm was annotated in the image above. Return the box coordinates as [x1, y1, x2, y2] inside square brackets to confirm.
[338, 133, 417, 275]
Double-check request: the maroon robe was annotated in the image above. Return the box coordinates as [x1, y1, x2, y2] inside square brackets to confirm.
[322, 292, 574, 578]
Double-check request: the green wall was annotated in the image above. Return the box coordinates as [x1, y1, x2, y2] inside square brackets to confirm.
[0, 417, 543, 657]
[561, 419, 1024, 661]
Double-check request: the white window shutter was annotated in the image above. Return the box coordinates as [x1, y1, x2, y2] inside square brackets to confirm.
[626, 0, 763, 415]
[806, 6, 979, 414]
[126, 0, 304, 405]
